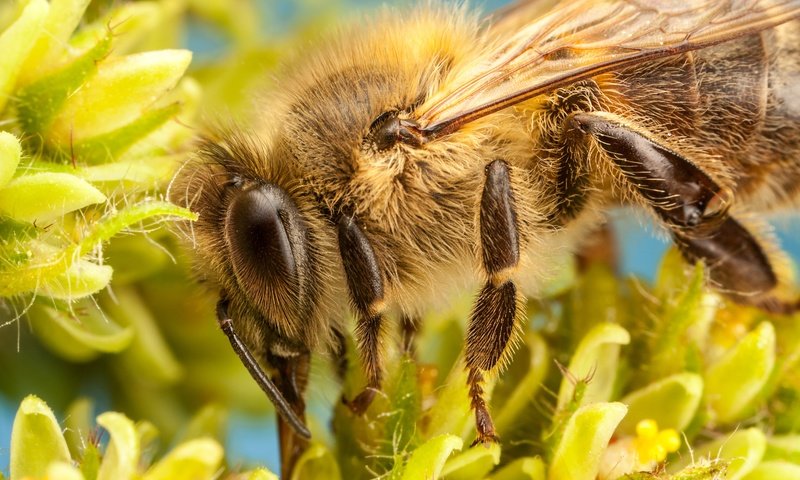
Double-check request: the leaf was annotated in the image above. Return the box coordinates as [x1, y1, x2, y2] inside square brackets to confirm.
[0, 172, 105, 223]
[557, 323, 630, 409]
[291, 443, 341, 480]
[487, 457, 545, 480]
[142, 438, 223, 480]
[765, 434, 800, 463]
[0, 0, 49, 112]
[39, 259, 113, 300]
[49, 49, 192, 142]
[97, 412, 139, 480]
[495, 332, 549, 434]
[441, 442, 500, 480]
[0, 131, 21, 188]
[705, 322, 776, 424]
[671, 428, 766, 480]
[740, 461, 800, 480]
[101, 287, 182, 385]
[15, 32, 112, 135]
[548, 402, 628, 480]
[27, 301, 133, 362]
[392, 434, 463, 480]
[10, 395, 71, 480]
[617, 373, 703, 434]
[19, 0, 92, 83]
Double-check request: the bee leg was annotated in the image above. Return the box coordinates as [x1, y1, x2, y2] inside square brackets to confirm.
[568, 112, 794, 311]
[338, 214, 386, 415]
[466, 159, 521, 447]
[268, 352, 311, 479]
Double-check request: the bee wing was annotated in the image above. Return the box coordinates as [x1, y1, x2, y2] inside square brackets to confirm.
[416, 0, 800, 136]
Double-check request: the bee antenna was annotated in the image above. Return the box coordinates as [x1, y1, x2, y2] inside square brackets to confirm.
[215, 299, 312, 440]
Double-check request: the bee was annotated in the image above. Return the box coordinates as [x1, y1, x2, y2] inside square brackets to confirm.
[173, 0, 800, 474]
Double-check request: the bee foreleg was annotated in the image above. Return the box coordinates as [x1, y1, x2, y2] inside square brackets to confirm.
[466, 159, 522, 446]
[337, 214, 386, 415]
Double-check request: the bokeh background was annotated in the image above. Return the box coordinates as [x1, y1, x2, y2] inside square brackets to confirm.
[1, 0, 799, 475]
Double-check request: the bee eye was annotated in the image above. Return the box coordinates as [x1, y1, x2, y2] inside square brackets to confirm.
[225, 184, 299, 290]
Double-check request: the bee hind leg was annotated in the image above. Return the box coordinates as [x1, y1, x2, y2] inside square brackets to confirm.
[466, 159, 523, 446]
[337, 214, 386, 415]
[569, 111, 797, 312]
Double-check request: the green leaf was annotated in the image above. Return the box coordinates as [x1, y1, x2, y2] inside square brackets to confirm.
[548, 402, 628, 480]
[557, 323, 630, 409]
[671, 428, 766, 480]
[765, 434, 800, 463]
[16, 33, 112, 135]
[740, 461, 800, 480]
[72, 102, 182, 164]
[0, 0, 49, 112]
[19, 0, 92, 83]
[0, 172, 105, 223]
[0, 131, 21, 188]
[705, 322, 776, 424]
[441, 442, 500, 480]
[102, 287, 182, 384]
[141, 438, 223, 480]
[49, 49, 192, 142]
[97, 412, 139, 480]
[487, 457, 545, 480]
[495, 332, 549, 434]
[247, 468, 280, 480]
[39, 259, 113, 300]
[63, 398, 93, 459]
[10, 395, 71, 480]
[617, 373, 703, 435]
[394, 434, 463, 480]
[291, 443, 341, 480]
[28, 301, 133, 362]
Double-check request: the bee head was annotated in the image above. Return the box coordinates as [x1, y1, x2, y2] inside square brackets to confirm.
[172, 130, 340, 356]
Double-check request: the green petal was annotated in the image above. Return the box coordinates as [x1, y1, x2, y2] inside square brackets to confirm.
[10, 395, 71, 480]
[740, 461, 800, 480]
[97, 412, 139, 480]
[487, 457, 545, 480]
[0, 0, 49, 112]
[548, 402, 628, 480]
[0, 172, 105, 223]
[557, 323, 630, 409]
[440, 442, 500, 480]
[705, 322, 776, 424]
[618, 373, 703, 434]
[142, 438, 223, 480]
[672, 428, 766, 480]
[39, 259, 113, 300]
[291, 443, 341, 480]
[0, 131, 21, 188]
[63, 398, 93, 459]
[27, 301, 133, 362]
[394, 434, 463, 480]
[49, 49, 192, 142]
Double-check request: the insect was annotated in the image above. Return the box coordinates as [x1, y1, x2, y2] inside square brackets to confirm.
[173, 0, 800, 474]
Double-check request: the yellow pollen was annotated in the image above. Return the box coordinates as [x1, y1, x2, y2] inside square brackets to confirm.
[634, 419, 681, 463]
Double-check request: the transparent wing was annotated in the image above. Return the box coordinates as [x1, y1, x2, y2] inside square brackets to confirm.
[416, 0, 800, 137]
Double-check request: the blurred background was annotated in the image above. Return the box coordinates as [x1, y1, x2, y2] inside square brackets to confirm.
[1, 0, 799, 475]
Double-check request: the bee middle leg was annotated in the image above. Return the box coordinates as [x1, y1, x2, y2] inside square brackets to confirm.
[337, 214, 386, 414]
[465, 159, 522, 446]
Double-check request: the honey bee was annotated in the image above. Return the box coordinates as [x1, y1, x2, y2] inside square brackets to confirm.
[173, 0, 800, 474]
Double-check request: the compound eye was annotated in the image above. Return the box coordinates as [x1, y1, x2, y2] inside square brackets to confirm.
[225, 184, 299, 293]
